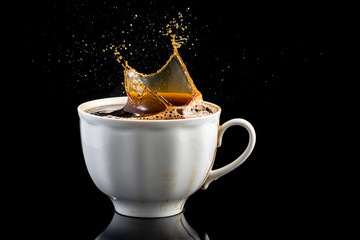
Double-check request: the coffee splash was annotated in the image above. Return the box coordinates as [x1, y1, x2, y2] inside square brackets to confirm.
[92, 35, 214, 120]
[122, 35, 203, 116]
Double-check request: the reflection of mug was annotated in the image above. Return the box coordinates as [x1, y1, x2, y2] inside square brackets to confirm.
[96, 212, 207, 240]
[78, 97, 256, 218]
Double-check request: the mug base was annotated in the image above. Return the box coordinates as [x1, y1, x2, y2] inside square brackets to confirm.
[111, 198, 186, 218]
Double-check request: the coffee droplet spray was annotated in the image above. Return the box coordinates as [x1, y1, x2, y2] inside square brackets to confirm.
[93, 11, 216, 119]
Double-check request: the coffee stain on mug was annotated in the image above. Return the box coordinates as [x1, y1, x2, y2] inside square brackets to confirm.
[162, 172, 178, 191]
[160, 199, 169, 212]
[182, 166, 197, 199]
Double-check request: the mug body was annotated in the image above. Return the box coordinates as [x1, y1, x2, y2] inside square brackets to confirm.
[78, 97, 221, 217]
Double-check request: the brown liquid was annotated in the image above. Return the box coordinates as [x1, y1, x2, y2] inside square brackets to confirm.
[128, 92, 194, 106]
[89, 101, 217, 120]
[92, 107, 134, 118]
[92, 92, 194, 118]
[95, 35, 210, 120]
[122, 47, 201, 117]
[157, 92, 193, 106]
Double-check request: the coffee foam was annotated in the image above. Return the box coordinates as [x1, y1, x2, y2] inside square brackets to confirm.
[133, 102, 217, 120]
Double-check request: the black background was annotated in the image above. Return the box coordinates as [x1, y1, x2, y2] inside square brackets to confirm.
[8, 0, 348, 238]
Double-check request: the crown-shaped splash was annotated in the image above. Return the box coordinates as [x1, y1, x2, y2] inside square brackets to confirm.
[122, 35, 203, 116]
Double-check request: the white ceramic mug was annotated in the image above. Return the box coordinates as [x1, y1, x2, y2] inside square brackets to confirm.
[78, 97, 256, 218]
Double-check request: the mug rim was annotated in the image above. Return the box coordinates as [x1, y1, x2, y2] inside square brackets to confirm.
[78, 96, 221, 123]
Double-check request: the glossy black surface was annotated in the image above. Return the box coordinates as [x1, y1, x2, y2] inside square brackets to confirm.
[9, 0, 342, 238]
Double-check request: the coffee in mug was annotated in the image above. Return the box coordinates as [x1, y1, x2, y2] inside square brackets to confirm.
[78, 36, 256, 217]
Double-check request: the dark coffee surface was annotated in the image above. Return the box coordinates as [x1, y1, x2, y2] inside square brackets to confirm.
[92, 107, 134, 118]
[87, 102, 218, 120]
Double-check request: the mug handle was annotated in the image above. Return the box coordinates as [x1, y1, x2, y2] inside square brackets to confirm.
[202, 119, 256, 190]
